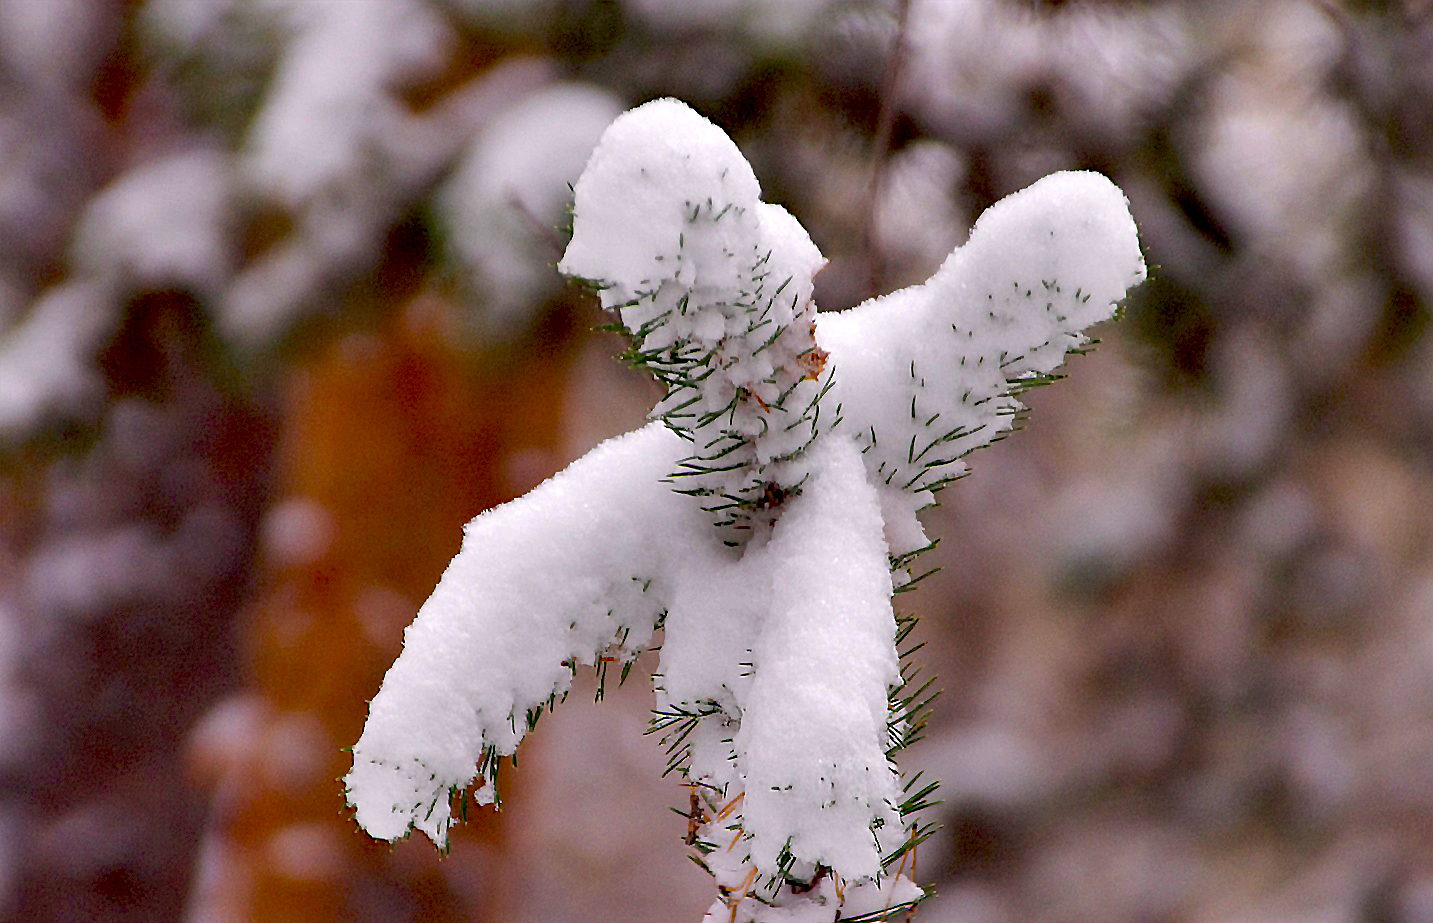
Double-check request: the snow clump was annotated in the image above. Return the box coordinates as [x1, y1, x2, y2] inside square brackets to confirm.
[347, 98, 1145, 923]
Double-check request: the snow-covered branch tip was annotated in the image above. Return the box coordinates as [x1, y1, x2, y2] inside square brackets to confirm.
[346, 98, 1145, 923]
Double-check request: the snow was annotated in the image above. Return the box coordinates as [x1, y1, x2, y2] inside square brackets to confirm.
[1185, 2, 1371, 370]
[347, 426, 906, 872]
[438, 82, 623, 337]
[71, 149, 236, 297]
[902, 0, 1194, 147]
[0, 148, 239, 438]
[818, 170, 1145, 497]
[243, 0, 450, 207]
[0, 0, 108, 89]
[347, 421, 702, 843]
[736, 435, 900, 879]
[25, 491, 245, 620]
[259, 498, 337, 571]
[874, 140, 968, 284]
[0, 282, 110, 439]
[560, 98, 765, 293]
[561, 99, 829, 536]
[221, 41, 553, 348]
[349, 98, 1145, 921]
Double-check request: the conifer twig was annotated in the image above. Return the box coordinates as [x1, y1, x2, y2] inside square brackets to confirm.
[866, 0, 913, 297]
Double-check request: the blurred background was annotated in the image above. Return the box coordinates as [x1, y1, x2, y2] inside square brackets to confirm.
[2, 0, 1433, 921]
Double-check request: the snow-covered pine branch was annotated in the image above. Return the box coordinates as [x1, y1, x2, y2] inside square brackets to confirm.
[559, 99, 832, 544]
[346, 98, 1145, 923]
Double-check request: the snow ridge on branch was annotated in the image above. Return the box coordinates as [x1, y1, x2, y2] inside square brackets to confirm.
[346, 98, 1145, 923]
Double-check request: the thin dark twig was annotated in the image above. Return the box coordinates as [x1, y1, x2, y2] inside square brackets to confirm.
[865, 0, 913, 298]
[507, 191, 567, 258]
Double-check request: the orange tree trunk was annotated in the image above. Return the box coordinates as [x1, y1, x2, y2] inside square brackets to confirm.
[189, 293, 578, 923]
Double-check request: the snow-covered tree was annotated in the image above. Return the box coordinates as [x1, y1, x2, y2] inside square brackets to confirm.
[346, 98, 1145, 922]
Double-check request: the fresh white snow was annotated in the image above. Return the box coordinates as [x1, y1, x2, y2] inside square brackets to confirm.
[560, 99, 830, 540]
[347, 97, 1145, 922]
[439, 82, 623, 337]
[348, 421, 698, 842]
[818, 169, 1146, 498]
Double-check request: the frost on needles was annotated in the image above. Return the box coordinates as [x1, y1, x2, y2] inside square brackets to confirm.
[346, 98, 1146, 922]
